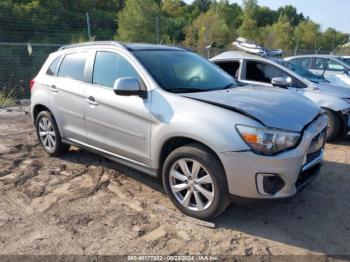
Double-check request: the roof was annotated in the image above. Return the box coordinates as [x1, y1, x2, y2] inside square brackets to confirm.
[285, 54, 341, 59]
[124, 43, 185, 51]
[59, 41, 185, 52]
[211, 51, 267, 61]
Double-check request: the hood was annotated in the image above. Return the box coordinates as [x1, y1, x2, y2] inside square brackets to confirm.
[181, 85, 320, 132]
[315, 82, 350, 98]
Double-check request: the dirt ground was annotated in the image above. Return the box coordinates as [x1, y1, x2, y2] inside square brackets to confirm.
[0, 105, 349, 257]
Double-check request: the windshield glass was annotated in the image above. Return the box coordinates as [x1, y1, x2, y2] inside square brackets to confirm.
[341, 57, 350, 66]
[132, 50, 237, 93]
[277, 60, 328, 83]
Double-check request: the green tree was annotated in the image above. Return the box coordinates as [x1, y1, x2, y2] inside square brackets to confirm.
[277, 5, 305, 26]
[184, 9, 230, 48]
[161, 0, 187, 43]
[319, 28, 349, 52]
[294, 20, 321, 50]
[210, 0, 242, 29]
[255, 6, 278, 27]
[116, 0, 160, 43]
[262, 15, 294, 50]
[238, 17, 259, 42]
[191, 0, 213, 13]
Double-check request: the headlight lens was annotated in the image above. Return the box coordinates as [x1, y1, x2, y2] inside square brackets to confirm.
[236, 125, 301, 155]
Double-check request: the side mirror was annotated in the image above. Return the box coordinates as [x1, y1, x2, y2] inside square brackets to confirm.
[113, 77, 147, 99]
[271, 77, 291, 89]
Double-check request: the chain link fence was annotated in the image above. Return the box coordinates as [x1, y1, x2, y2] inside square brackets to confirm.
[1, 42, 350, 106]
[0, 42, 62, 105]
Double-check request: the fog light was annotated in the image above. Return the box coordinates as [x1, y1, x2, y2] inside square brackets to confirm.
[256, 173, 285, 196]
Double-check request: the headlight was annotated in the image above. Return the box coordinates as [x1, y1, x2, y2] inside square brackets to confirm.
[236, 125, 301, 155]
[343, 98, 350, 105]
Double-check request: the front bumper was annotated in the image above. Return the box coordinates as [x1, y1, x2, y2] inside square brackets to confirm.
[219, 114, 328, 199]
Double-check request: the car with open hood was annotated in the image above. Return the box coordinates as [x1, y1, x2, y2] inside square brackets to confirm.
[211, 50, 350, 141]
[31, 42, 327, 219]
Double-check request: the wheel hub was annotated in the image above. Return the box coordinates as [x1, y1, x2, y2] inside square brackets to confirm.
[169, 158, 214, 212]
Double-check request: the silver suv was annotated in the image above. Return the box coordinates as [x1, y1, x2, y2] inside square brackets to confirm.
[31, 42, 328, 220]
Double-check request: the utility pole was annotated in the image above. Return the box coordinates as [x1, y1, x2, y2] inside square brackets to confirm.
[155, 16, 159, 44]
[86, 12, 91, 41]
[314, 34, 317, 54]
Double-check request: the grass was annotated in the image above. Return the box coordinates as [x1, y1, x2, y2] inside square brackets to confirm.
[0, 92, 16, 106]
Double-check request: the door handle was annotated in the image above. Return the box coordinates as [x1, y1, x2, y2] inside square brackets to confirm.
[85, 96, 98, 105]
[50, 85, 58, 93]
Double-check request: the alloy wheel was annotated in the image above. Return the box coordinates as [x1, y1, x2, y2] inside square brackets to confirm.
[169, 158, 215, 212]
[38, 117, 56, 151]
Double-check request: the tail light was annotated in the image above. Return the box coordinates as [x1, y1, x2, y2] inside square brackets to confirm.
[29, 79, 35, 91]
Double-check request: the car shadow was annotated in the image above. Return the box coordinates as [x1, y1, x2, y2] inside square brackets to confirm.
[58, 147, 164, 193]
[215, 160, 350, 255]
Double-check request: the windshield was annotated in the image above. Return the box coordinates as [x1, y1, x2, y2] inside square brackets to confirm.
[132, 50, 237, 93]
[341, 57, 350, 66]
[277, 60, 328, 84]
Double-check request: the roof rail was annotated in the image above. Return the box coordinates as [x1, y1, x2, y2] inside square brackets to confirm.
[58, 41, 126, 51]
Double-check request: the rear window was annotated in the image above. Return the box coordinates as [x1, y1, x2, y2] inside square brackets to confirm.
[46, 55, 61, 76]
[58, 52, 87, 81]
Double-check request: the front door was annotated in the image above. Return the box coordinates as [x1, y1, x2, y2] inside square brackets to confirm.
[84, 50, 152, 165]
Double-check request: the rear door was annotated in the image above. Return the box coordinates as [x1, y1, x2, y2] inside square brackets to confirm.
[83, 50, 152, 165]
[49, 51, 88, 142]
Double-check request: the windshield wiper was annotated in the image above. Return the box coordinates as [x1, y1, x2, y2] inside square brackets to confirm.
[166, 88, 207, 93]
[221, 82, 236, 89]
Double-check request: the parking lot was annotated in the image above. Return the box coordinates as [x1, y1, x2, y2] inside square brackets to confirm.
[0, 105, 350, 256]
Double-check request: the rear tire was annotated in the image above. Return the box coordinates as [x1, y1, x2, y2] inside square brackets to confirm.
[324, 108, 341, 141]
[162, 143, 230, 220]
[35, 111, 69, 156]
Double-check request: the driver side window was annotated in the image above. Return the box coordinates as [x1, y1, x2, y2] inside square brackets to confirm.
[93, 51, 139, 88]
[245, 60, 288, 83]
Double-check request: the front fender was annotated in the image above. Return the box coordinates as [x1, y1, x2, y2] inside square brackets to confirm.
[301, 90, 350, 112]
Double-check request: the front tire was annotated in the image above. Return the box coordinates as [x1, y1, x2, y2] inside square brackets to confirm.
[35, 111, 69, 156]
[324, 108, 341, 141]
[162, 143, 230, 220]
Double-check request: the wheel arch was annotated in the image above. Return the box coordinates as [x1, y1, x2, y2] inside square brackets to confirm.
[157, 136, 225, 177]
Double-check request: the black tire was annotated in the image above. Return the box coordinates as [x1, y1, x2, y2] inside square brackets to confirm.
[35, 110, 70, 156]
[162, 143, 230, 220]
[324, 108, 341, 141]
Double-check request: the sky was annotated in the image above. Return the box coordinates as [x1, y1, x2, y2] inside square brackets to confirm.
[184, 0, 350, 34]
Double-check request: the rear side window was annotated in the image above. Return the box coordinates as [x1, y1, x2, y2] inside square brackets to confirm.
[46, 56, 61, 76]
[93, 51, 139, 88]
[328, 59, 345, 71]
[290, 57, 310, 69]
[58, 52, 87, 81]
